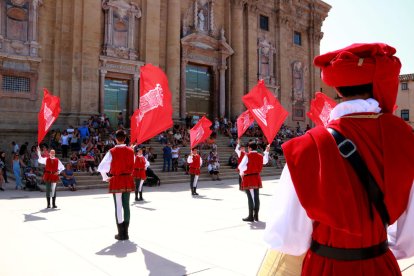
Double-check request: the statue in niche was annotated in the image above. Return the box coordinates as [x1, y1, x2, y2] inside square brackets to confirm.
[292, 61, 304, 101]
[197, 9, 206, 31]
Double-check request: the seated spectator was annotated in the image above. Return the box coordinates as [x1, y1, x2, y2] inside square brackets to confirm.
[61, 163, 77, 191]
[178, 154, 188, 174]
[207, 156, 221, 181]
[69, 152, 79, 170]
[83, 152, 97, 175]
[147, 146, 157, 162]
[228, 153, 238, 169]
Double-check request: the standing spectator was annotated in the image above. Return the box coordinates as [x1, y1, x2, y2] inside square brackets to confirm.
[117, 112, 124, 126]
[238, 142, 270, 222]
[30, 146, 39, 173]
[0, 152, 8, 183]
[185, 114, 192, 129]
[70, 129, 81, 151]
[78, 121, 90, 142]
[162, 143, 172, 172]
[61, 163, 77, 191]
[0, 155, 4, 191]
[60, 130, 70, 158]
[11, 141, 19, 154]
[12, 153, 25, 190]
[187, 148, 202, 196]
[37, 147, 64, 208]
[97, 130, 135, 240]
[171, 145, 180, 172]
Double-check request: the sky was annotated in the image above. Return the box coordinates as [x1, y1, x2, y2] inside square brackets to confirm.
[320, 0, 414, 74]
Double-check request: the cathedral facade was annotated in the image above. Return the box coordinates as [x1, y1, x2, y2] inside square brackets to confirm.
[0, 0, 330, 146]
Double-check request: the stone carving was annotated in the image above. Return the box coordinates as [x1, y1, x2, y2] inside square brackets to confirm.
[182, 0, 216, 37]
[292, 61, 304, 102]
[0, 0, 42, 57]
[258, 36, 276, 85]
[102, 0, 141, 60]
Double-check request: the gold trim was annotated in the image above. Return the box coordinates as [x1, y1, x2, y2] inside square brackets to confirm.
[343, 114, 383, 119]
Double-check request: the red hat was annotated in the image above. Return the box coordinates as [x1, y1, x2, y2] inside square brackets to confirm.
[314, 43, 401, 113]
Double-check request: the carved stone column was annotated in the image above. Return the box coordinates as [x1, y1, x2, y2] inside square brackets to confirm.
[219, 65, 226, 117]
[166, 0, 181, 119]
[99, 69, 107, 113]
[180, 59, 188, 118]
[247, 3, 258, 90]
[230, 0, 245, 117]
[133, 73, 139, 111]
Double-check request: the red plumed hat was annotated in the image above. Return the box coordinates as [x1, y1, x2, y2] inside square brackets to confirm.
[314, 43, 401, 113]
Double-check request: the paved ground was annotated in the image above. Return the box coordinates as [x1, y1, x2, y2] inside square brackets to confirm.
[1, 177, 413, 276]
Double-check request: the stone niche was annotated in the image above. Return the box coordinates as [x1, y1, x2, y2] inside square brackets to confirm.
[181, 0, 234, 118]
[99, 0, 144, 115]
[0, 0, 42, 100]
[101, 0, 141, 60]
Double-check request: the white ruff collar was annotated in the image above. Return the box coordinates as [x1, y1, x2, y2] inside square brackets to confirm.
[330, 98, 381, 121]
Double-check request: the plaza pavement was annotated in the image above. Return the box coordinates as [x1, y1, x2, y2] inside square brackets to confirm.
[1, 177, 413, 276]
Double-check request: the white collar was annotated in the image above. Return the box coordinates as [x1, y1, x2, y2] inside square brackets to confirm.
[115, 144, 126, 147]
[329, 98, 381, 121]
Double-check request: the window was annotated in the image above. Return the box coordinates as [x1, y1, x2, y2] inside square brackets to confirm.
[294, 31, 302, 46]
[2, 75, 30, 93]
[259, 15, 269, 31]
[401, 109, 409, 121]
[401, 82, 408, 90]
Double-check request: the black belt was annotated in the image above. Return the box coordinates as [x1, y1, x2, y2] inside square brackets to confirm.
[310, 240, 388, 261]
[108, 173, 131, 176]
[134, 168, 145, 171]
[44, 171, 57, 174]
[244, 173, 259, 176]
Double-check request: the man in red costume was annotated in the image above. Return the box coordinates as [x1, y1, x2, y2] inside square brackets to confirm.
[187, 147, 202, 196]
[238, 142, 269, 222]
[37, 147, 64, 208]
[133, 147, 149, 201]
[98, 130, 135, 240]
[262, 43, 414, 275]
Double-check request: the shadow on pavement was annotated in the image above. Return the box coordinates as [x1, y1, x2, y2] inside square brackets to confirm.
[96, 240, 138, 258]
[24, 213, 47, 222]
[250, 221, 266, 230]
[141, 247, 187, 276]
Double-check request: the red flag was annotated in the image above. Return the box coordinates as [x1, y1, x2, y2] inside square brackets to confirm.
[306, 92, 337, 127]
[242, 80, 288, 144]
[135, 64, 173, 145]
[237, 110, 254, 138]
[130, 109, 140, 145]
[190, 116, 212, 149]
[38, 88, 61, 144]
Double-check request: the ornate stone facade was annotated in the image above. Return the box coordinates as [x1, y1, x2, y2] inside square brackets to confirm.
[0, 0, 330, 148]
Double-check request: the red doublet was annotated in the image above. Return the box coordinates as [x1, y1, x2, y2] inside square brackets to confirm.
[133, 155, 147, 180]
[241, 152, 263, 190]
[109, 146, 134, 193]
[282, 113, 414, 276]
[43, 158, 59, 183]
[189, 154, 201, 175]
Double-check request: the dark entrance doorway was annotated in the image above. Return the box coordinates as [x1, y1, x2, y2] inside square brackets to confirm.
[185, 64, 212, 116]
[104, 78, 129, 127]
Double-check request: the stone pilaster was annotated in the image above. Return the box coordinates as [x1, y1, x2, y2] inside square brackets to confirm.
[230, 0, 245, 117]
[144, 0, 161, 65]
[166, 0, 181, 119]
[247, 3, 258, 90]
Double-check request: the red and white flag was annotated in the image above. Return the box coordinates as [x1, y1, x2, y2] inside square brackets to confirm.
[190, 116, 212, 149]
[242, 80, 288, 143]
[236, 110, 254, 138]
[133, 64, 173, 144]
[38, 88, 61, 144]
[306, 92, 337, 127]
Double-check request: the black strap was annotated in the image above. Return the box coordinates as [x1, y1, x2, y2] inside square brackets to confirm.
[327, 128, 390, 229]
[310, 239, 388, 261]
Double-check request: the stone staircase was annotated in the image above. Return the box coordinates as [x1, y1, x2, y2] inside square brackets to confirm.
[11, 134, 285, 191]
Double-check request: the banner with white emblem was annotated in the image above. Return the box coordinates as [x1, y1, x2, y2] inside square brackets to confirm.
[38, 88, 61, 144]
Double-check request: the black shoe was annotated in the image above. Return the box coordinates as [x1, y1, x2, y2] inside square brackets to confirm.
[115, 223, 126, 240]
[47, 197, 51, 208]
[52, 197, 57, 208]
[254, 210, 259, 221]
[138, 191, 143, 201]
[0, 187, 4, 191]
[123, 221, 129, 240]
[242, 216, 254, 222]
